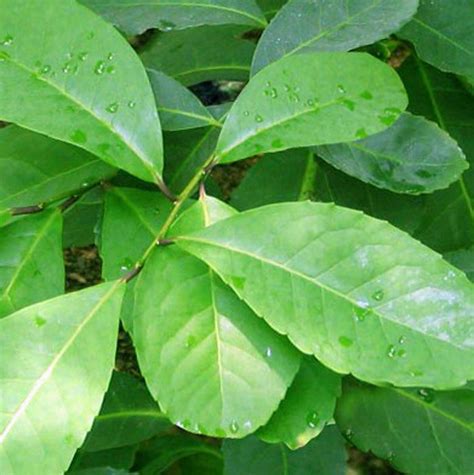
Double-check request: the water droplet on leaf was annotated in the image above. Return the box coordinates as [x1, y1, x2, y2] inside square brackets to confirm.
[35, 316, 46, 327]
[78, 52, 88, 61]
[372, 289, 384, 301]
[338, 336, 353, 348]
[360, 90, 373, 100]
[337, 84, 346, 94]
[106, 102, 119, 113]
[229, 421, 239, 434]
[265, 347, 272, 358]
[70, 129, 87, 144]
[306, 411, 319, 428]
[387, 344, 396, 358]
[418, 388, 435, 403]
[255, 114, 263, 123]
[1, 35, 13, 46]
[94, 60, 106, 75]
[128, 100, 136, 109]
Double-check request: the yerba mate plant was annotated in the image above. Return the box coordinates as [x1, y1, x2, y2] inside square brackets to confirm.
[0, 0, 473, 474]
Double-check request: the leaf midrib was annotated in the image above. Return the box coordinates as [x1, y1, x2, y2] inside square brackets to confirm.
[178, 235, 470, 351]
[3, 54, 155, 175]
[0, 282, 121, 443]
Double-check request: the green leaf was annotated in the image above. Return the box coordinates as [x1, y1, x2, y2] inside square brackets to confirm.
[80, 0, 267, 36]
[141, 26, 255, 86]
[177, 202, 474, 388]
[0, 0, 163, 183]
[335, 379, 474, 475]
[445, 247, 474, 282]
[70, 468, 135, 475]
[133, 197, 300, 438]
[223, 426, 347, 475]
[63, 188, 104, 248]
[216, 52, 407, 163]
[164, 107, 229, 194]
[83, 371, 170, 452]
[0, 126, 115, 213]
[399, 0, 474, 80]
[399, 56, 474, 252]
[258, 356, 341, 449]
[257, 0, 287, 20]
[148, 69, 220, 131]
[0, 282, 125, 475]
[316, 112, 468, 194]
[69, 445, 138, 472]
[231, 149, 317, 210]
[100, 187, 172, 281]
[0, 210, 64, 318]
[252, 0, 419, 74]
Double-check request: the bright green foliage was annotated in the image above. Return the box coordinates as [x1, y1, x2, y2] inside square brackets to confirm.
[336, 378, 474, 474]
[2, 0, 474, 472]
[0, 211, 64, 318]
[0, 126, 115, 213]
[216, 52, 407, 163]
[148, 69, 220, 131]
[399, 0, 474, 80]
[258, 356, 341, 449]
[80, 0, 267, 35]
[83, 372, 170, 451]
[317, 112, 468, 194]
[177, 202, 474, 388]
[252, 0, 419, 74]
[141, 26, 256, 86]
[134, 197, 300, 438]
[223, 426, 347, 475]
[0, 0, 163, 183]
[0, 282, 125, 474]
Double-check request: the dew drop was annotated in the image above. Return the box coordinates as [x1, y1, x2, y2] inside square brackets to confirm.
[269, 87, 278, 98]
[398, 336, 406, 344]
[284, 84, 291, 92]
[354, 306, 369, 322]
[70, 129, 87, 144]
[214, 427, 226, 437]
[338, 336, 353, 348]
[107, 52, 114, 60]
[1, 35, 13, 46]
[360, 90, 373, 100]
[341, 99, 355, 111]
[35, 316, 46, 327]
[94, 60, 106, 75]
[255, 114, 263, 123]
[119, 258, 133, 273]
[243, 110, 250, 117]
[271, 138, 283, 148]
[87, 31, 95, 40]
[0, 50, 10, 62]
[106, 65, 115, 74]
[40, 64, 51, 74]
[397, 349, 407, 358]
[344, 428, 353, 439]
[306, 411, 319, 428]
[128, 100, 136, 109]
[387, 344, 396, 358]
[372, 289, 384, 301]
[355, 128, 367, 139]
[409, 369, 424, 377]
[265, 81, 272, 87]
[265, 347, 273, 358]
[159, 19, 176, 31]
[337, 84, 346, 94]
[78, 52, 88, 61]
[229, 421, 239, 434]
[62, 62, 73, 73]
[106, 102, 119, 113]
[418, 388, 435, 403]
[185, 335, 196, 349]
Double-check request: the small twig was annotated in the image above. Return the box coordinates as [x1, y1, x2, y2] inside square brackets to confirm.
[10, 204, 44, 216]
[199, 182, 207, 200]
[121, 265, 143, 283]
[59, 195, 80, 213]
[157, 238, 175, 247]
[155, 175, 178, 202]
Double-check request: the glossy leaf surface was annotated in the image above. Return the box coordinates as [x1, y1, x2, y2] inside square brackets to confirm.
[134, 197, 300, 438]
[223, 426, 346, 475]
[0, 282, 125, 475]
[216, 52, 407, 163]
[0, 211, 64, 318]
[141, 26, 255, 86]
[399, 56, 474, 252]
[317, 113, 468, 194]
[80, 0, 267, 36]
[258, 356, 341, 449]
[83, 372, 170, 451]
[148, 69, 220, 131]
[177, 202, 474, 388]
[399, 0, 474, 80]
[252, 0, 419, 74]
[336, 379, 474, 474]
[0, 0, 163, 183]
[0, 126, 115, 212]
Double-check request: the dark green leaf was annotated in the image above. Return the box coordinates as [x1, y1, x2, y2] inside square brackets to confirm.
[83, 372, 170, 452]
[141, 26, 255, 86]
[69, 445, 137, 472]
[216, 52, 407, 163]
[0, 210, 64, 318]
[399, 0, 474, 80]
[0, 0, 163, 183]
[80, 0, 267, 36]
[335, 379, 474, 475]
[148, 69, 221, 131]
[316, 112, 468, 194]
[0, 282, 125, 474]
[177, 202, 474, 388]
[223, 426, 347, 475]
[134, 197, 300, 437]
[0, 126, 115, 213]
[257, 0, 287, 20]
[399, 56, 474, 252]
[258, 356, 341, 449]
[445, 247, 474, 282]
[252, 0, 419, 74]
